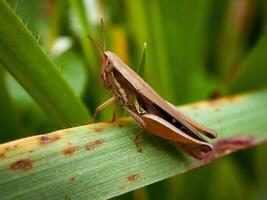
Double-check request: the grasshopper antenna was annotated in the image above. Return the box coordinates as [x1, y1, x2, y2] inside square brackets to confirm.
[87, 35, 105, 60]
[101, 18, 106, 52]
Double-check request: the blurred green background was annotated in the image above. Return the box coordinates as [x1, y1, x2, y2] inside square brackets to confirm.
[1, 0, 267, 199]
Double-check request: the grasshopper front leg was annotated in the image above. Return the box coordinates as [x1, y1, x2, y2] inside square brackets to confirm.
[93, 96, 115, 122]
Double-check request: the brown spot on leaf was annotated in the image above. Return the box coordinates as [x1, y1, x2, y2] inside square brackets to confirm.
[40, 134, 60, 145]
[111, 120, 125, 128]
[40, 136, 50, 144]
[209, 90, 223, 100]
[118, 123, 124, 128]
[94, 127, 104, 132]
[131, 155, 136, 161]
[225, 95, 242, 103]
[0, 153, 5, 159]
[190, 104, 200, 110]
[200, 137, 255, 163]
[10, 159, 33, 171]
[4, 144, 19, 152]
[208, 99, 224, 107]
[63, 145, 79, 156]
[127, 174, 139, 183]
[5, 146, 10, 151]
[209, 95, 242, 107]
[86, 139, 105, 151]
[187, 94, 243, 111]
[69, 176, 76, 182]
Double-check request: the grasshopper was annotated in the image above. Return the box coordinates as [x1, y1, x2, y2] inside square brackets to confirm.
[89, 20, 217, 159]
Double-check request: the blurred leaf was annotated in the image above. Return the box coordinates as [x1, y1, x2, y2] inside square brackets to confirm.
[136, 42, 146, 78]
[160, 0, 216, 103]
[125, 0, 173, 101]
[207, 158, 248, 200]
[0, 1, 89, 128]
[68, 0, 110, 115]
[46, 0, 69, 51]
[8, 0, 49, 37]
[173, 164, 215, 200]
[0, 68, 20, 142]
[230, 31, 267, 93]
[145, 0, 176, 102]
[68, 0, 97, 67]
[55, 49, 87, 96]
[255, 144, 267, 199]
[5, 73, 52, 134]
[217, 0, 255, 82]
[1, 89, 267, 199]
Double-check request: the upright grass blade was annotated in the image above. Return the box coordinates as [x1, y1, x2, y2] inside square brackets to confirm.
[136, 42, 147, 78]
[68, 0, 110, 115]
[146, 0, 176, 102]
[216, 0, 255, 82]
[160, 0, 215, 103]
[0, 1, 89, 128]
[68, 0, 97, 68]
[0, 89, 267, 200]
[230, 31, 267, 93]
[0, 68, 20, 142]
[125, 0, 172, 100]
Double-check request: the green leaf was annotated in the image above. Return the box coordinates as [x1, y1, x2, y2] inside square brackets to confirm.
[136, 42, 147, 78]
[0, 1, 90, 128]
[55, 50, 87, 96]
[230, 31, 267, 93]
[125, 0, 176, 102]
[0, 89, 267, 199]
[0, 68, 20, 142]
[68, 0, 97, 68]
[160, 0, 215, 103]
[68, 0, 110, 116]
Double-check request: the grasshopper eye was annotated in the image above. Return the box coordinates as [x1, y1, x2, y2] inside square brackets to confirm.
[107, 60, 113, 66]
[105, 59, 114, 72]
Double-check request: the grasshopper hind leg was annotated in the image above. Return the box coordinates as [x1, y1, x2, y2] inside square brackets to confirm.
[124, 106, 146, 153]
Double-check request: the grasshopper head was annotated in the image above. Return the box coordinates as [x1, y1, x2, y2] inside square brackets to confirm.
[100, 53, 114, 88]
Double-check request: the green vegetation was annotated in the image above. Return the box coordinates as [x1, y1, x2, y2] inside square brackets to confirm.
[0, 0, 267, 199]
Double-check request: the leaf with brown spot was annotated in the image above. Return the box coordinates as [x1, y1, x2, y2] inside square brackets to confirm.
[40, 136, 50, 144]
[127, 174, 140, 183]
[94, 127, 104, 132]
[40, 134, 61, 145]
[200, 137, 255, 163]
[0, 90, 267, 199]
[86, 139, 105, 151]
[0, 153, 5, 159]
[10, 159, 33, 171]
[118, 123, 124, 128]
[69, 176, 76, 182]
[63, 145, 79, 157]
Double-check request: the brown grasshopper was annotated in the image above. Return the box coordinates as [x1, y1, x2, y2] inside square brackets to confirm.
[89, 20, 217, 159]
